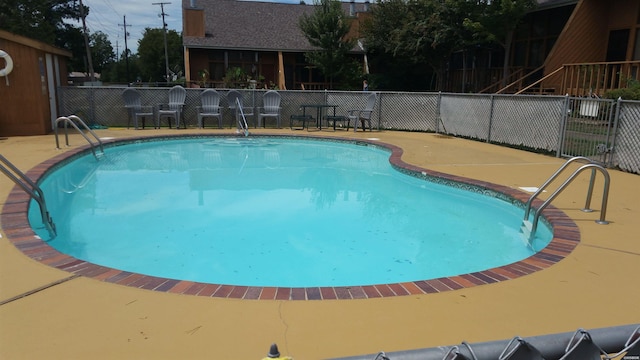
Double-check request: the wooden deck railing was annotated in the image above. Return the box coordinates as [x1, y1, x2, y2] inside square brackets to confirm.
[561, 61, 640, 97]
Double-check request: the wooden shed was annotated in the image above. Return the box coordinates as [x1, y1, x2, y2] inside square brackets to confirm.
[0, 30, 72, 137]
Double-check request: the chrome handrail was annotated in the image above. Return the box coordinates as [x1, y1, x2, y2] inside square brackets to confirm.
[235, 98, 249, 137]
[0, 155, 56, 237]
[528, 163, 610, 236]
[523, 156, 598, 221]
[54, 115, 104, 159]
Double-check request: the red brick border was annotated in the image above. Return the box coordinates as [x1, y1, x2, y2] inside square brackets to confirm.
[1, 135, 580, 300]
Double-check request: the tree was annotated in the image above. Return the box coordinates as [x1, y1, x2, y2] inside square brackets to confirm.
[137, 28, 184, 82]
[299, 0, 361, 89]
[0, 0, 80, 45]
[0, 0, 116, 76]
[465, 0, 536, 86]
[361, 0, 428, 90]
[101, 51, 141, 84]
[364, 0, 468, 90]
[90, 32, 115, 74]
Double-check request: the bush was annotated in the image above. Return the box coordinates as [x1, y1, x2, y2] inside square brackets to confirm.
[604, 79, 640, 100]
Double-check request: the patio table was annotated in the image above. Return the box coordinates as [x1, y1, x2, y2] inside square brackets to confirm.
[299, 104, 340, 130]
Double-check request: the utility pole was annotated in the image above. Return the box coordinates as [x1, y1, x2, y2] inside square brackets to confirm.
[118, 16, 132, 84]
[152, 2, 171, 83]
[78, 0, 95, 82]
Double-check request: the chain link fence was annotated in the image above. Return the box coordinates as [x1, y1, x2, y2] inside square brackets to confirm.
[611, 100, 640, 173]
[57, 87, 640, 174]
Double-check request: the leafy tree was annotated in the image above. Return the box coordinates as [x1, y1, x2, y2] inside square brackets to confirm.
[0, 0, 117, 77]
[137, 28, 184, 82]
[464, 0, 536, 85]
[364, 0, 478, 90]
[90, 32, 115, 74]
[299, 0, 361, 89]
[361, 0, 428, 90]
[0, 0, 81, 45]
[101, 51, 141, 84]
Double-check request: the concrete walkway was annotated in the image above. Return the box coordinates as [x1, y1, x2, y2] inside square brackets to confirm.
[1, 128, 638, 359]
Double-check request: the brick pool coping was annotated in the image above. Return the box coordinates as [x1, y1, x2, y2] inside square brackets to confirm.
[1, 134, 580, 300]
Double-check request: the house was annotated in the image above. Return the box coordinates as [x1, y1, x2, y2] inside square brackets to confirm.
[181, 0, 370, 90]
[0, 30, 72, 136]
[450, 0, 640, 95]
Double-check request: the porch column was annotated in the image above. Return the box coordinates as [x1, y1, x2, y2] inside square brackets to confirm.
[278, 51, 286, 90]
[184, 47, 191, 85]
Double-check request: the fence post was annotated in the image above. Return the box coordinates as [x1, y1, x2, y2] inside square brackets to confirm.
[557, 94, 570, 158]
[436, 91, 442, 133]
[487, 94, 495, 143]
[377, 91, 382, 131]
[607, 97, 624, 168]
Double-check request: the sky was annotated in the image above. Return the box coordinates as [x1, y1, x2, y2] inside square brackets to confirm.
[80, 0, 302, 55]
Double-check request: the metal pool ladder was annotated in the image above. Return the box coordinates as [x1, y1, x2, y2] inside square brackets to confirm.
[522, 156, 610, 242]
[54, 115, 104, 159]
[235, 98, 250, 137]
[0, 155, 56, 237]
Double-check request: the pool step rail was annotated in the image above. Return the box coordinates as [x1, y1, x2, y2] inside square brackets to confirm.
[522, 156, 610, 239]
[54, 115, 105, 159]
[0, 154, 56, 238]
[235, 98, 250, 136]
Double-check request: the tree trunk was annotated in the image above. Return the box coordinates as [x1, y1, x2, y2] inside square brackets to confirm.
[501, 30, 514, 88]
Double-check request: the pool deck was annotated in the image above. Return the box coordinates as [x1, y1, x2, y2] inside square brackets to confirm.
[1, 128, 639, 359]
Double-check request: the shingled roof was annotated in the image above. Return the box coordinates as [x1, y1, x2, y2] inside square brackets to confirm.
[182, 0, 368, 52]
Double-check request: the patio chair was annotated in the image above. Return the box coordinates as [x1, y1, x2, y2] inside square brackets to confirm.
[257, 90, 282, 128]
[157, 85, 186, 129]
[227, 90, 254, 128]
[122, 88, 154, 130]
[348, 92, 377, 132]
[197, 89, 223, 128]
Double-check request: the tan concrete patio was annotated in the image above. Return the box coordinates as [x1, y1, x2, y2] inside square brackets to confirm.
[1, 128, 638, 359]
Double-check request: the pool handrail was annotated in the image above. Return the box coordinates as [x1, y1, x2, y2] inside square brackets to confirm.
[0, 154, 56, 238]
[523, 156, 599, 221]
[54, 115, 104, 159]
[235, 98, 249, 136]
[527, 163, 610, 236]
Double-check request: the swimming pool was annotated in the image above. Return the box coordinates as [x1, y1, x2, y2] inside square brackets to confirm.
[28, 136, 554, 289]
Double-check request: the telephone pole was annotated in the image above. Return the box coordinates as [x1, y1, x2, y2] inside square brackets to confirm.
[118, 16, 132, 84]
[78, 0, 95, 82]
[152, 2, 171, 83]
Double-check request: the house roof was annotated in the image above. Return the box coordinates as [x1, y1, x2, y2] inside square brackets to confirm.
[535, 0, 578, 10]
[182, 0, 369, 52]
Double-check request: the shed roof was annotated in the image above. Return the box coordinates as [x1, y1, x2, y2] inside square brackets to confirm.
[0, 29, 72, 57]
[182, 0, 369, 52]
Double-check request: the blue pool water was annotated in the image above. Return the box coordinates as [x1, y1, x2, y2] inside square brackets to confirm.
[30, 137, 552, 287]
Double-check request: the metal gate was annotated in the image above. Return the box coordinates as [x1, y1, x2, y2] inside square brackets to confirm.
[561, 97, 617, 165]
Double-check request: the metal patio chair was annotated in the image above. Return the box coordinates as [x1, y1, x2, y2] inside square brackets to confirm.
[157, 85, 186, 129]
[257, 90, 282, 128]
[122, 88, 154, 130]
[348, 92, 377, 132]
[197, 89, 223, 128]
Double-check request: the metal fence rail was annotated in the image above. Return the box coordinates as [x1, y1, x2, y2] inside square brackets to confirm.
[57, 87, 640, 174]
